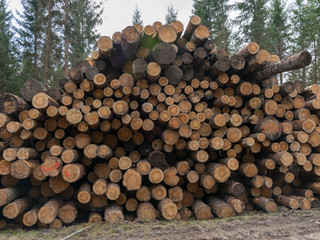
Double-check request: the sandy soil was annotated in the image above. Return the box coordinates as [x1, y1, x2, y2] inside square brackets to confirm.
[1, 210, 320, 240]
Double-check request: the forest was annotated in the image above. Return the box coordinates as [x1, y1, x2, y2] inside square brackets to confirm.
[0, 0, 319, 95]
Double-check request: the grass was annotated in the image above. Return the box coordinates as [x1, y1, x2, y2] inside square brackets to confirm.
[1, 210, 320, 240]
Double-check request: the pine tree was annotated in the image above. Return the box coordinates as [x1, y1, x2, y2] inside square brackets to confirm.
[267, 0, 290, 84]
[165, 4, 178, 24]
[42, 0, 64, 88]
[16, 0, 45, 81]
[233, 0, 269, 49]
[192, 0, 231, 51]
[0, 0, 20, 94]
[132, 5, 143, 26]
[288, 0, 310, 84]
[43, 0, 53, 87]
[303, 0, 320, 84]
[68, 0, 103, 67]
[64, 0, 70, 78]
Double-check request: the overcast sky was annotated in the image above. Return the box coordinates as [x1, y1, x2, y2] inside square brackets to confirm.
[100, 0, 194, 36]
[8, 0, 195, 37]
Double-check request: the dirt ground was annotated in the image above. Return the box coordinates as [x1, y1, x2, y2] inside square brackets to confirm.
[1, 209, 320, 240]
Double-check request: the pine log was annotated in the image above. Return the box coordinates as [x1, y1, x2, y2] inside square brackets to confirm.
[206, 196, 235, 218]
[252, 197, 277, 212]
[0, 93, 29, 115]
[3, 197, 31, 219]
[38, 199, 61, 224]
[246, 50, 312, 81]
[20, 78, 47, 102]
[137, 202, 157, 221]
[183, 15, 201, 41]
[221, 180, 246, 197]
[62, 163, 86, 183]
[23, 205, 39, 227]
[58, 202, 78, 224]
[121, 26, 140, 60]
[158, 198, 178, 220]
[192, 199, 213, 220]
[104, 204, 124, 222]
[123, 169, 142, 191]
[277, 195, 299, 209]
[10, 160, 40, 179]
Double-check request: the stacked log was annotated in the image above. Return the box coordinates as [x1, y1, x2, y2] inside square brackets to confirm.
[0, 16, 318, 229]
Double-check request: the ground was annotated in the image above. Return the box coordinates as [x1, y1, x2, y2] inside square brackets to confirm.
[1, 210, 320, 240]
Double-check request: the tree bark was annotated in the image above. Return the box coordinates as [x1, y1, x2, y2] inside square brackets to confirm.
[64, 0, 69, 78]
[43, 0, 53, 87]
[246, 50, 312, 82]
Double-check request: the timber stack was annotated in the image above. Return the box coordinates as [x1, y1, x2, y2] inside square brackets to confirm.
[0, 15, 318, 229]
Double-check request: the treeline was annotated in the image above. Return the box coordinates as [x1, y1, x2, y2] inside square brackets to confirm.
[192, 0, 320, 85]
[0, 0, 103, 95]
[1, 0, 319, 95]
[135, 0, 319, 85]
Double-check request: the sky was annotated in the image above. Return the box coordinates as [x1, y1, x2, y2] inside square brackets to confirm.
[100, 0, 194, 36]
[8, 0, 195, 37]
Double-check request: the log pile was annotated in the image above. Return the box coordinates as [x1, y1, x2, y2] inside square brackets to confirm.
[0, 15, 318, 229]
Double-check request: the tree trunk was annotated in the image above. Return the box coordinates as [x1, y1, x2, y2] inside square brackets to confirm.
[246, 50, 312, 82]
[43, 0, 53, 87]
[64, 0, 69, 78]
[314, 38, 318, 84]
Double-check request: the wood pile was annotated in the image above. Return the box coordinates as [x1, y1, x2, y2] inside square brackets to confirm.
[0, 15, 318, 229]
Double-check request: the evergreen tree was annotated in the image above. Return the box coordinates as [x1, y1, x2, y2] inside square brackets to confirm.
[16, 0, 45, 81]
[233, 0, 269, 49]
[288, 0, 310, 84]
[165, 4, 178, 24]
[303, 0, 320, 84]
[267, 0, 290, 84]
[68, 0, 103, 67]
[42, 0, 64, 87]
[0, 0, 20, 94]
[192, 0, 231, 51]
[132, 5, 143, 26]
[64, 0, 70, 78]
[43, 0, 53, 87]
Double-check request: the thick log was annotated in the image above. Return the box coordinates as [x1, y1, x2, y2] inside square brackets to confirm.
[77, 183, 91, 204]
[236, 42, 260, 59]
[23, 205, 39, 227]
[151, 43, 176, 65]
[137, 202, 157, 221]
[121, 26, 140, 60]
[192, 199, 213, 220]
[158, 198, 177, 220]
[277, 195, 299, 209]
[252, 197, 277, 212]
[32, 92, 59, 110]
[0, 93, 29, 115]
[221, 194, 245, 213]
[20, 78, 47, 102]
[10, 160, 40, 179]
[104, 204, 124, 222]
[207, 163, 231, 183]
[183, 15, 201, 41]
[38, 199, 61, 224]
[62, 163, 86, 183]
[58, 202, 78, 224]
[254, 117, 282, 141]
[158, 25, 177, 43]
[190, 25, 210, 46]
[0, 187, 25, 207]
[122, 169, 142, 191]
[246, 50, 312, 81]
[206, 196, 235, 218]
[3, 197, 31, 219]
[221, 180, 246, 197]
